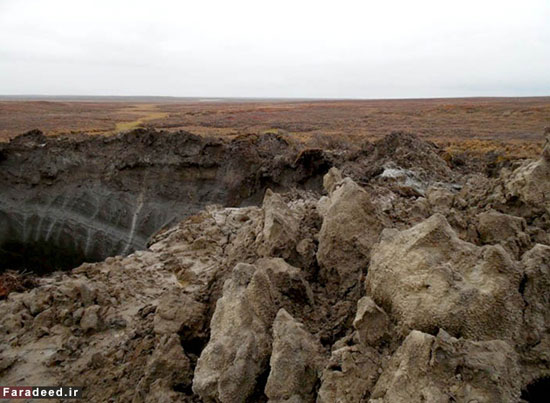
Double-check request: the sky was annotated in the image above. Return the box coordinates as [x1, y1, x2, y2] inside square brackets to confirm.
[0, 0, 549, 99]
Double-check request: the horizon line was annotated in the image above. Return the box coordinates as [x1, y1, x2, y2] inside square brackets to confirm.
[1, 94, 550, 103]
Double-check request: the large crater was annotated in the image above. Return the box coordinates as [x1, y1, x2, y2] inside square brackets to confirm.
[0, 129, 333, 273]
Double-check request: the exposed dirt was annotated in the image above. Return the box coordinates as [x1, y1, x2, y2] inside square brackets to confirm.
[0, 271, 37, 299]
[1, 128, 550, 402]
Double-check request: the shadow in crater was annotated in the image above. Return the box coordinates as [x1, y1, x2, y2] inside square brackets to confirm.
[0, 239, 99, 275]
[521, 376, 550, 403]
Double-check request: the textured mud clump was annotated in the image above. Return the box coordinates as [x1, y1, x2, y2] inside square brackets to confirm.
[1, 129, 550, 402]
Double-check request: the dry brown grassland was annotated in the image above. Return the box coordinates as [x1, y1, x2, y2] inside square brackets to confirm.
[1, 97, 549, 159]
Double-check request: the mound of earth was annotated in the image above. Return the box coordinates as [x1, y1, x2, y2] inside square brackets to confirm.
[1, 129, 550, 402]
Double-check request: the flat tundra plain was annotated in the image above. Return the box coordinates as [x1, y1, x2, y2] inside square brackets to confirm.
[1, 97, 549, 158]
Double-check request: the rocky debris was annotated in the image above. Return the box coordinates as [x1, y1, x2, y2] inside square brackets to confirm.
[317, 170, 385, 294]
[80, 305, 102, 332]
[520, 244, 550, 376]
[0, 270, 37, 299]
[2, 130, 550, 402]
[192, 262, 275, 403]
[317, 296, 389, 403]
[256, 258, 314, 311]
[317, 338, 382, 403]
[193, 258, 315, 403]
[254, 190, 321, 271]
[322, 167, 343, 194]
[256, 189, 303, 266]
[377, 163, 427, 196]
[455, 173, 497, 210]
[477, 210, 527, 244]
[134, 334, 193, 401]
[370, 329, 521, 403]
[425, 185, 455, 214]
[501, 128, 550, 215]
[477, 210, 531, 258]
[265, 309, 325, 403]
[153, 291, 207, 339]
[0, 204, 272, 401]
[359, 132, 454, 183]
[366, 213, 524, 340]
[352, 296, 390, 347]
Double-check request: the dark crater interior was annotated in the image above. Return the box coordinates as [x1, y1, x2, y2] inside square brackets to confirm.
[0, 129, 334, 274]
[521, 377, 550, 403]
[0, 239, 91, 275]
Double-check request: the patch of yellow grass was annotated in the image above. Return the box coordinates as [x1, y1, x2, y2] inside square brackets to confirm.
[437, 138, 542, 160]
[110, 104, 169, 134]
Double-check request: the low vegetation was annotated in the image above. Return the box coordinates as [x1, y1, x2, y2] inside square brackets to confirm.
[1, 97, 549, 159]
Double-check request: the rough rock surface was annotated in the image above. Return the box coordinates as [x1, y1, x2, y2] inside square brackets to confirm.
[265, 309, 324, 403]
[192, 262, 275, 403]
[477, 210, 531, 258]
[520, 244, 550, 381]
[2, 130, 550, 402]
[352, 296, 390, 347]
[317, 340, 381, 403]
[256, 190, 301, 264]
[317, 172, 385, 294]
[366, 213, 524, 340]
[192, 257, 315, 403]
[370, 329, 521, 403]
[502, 128, 550, 214]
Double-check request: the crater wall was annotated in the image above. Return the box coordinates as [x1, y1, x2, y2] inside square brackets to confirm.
[0, 129, 332, 269]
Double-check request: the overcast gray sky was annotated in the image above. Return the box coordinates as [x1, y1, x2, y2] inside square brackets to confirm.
[0, 0, 549, 98]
